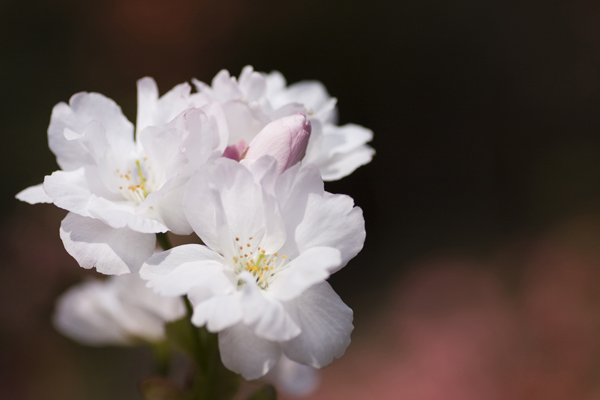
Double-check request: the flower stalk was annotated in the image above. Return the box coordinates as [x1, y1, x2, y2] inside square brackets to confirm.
[156, 233, 239, 400]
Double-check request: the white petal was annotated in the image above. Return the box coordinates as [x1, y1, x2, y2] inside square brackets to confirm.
[265, 71, 287, 95]
[191, 293, 243, 332]
[212, 69, 243, 101]
[219, 322, 282, 380]
[281, 282, 353, 368]
[222, 100, 267, 145]
[287, 193, 365, 272]
[269, 80, 327, 111]
[155, 82, 192, 125]
[184, 159, 269, 257]
[275, 163, 323, 234]
[54, 274, 185, 345]
[238, 273, 300, 341]
[48, 92, 134, 170]
[136, 77, 159, 135]
[140, 244, 232, 296]
[145, 261, 232, 297]
[138, 124, 187, 176]
[140, 243, 223, 278]
[138, 150, 188, 213]
[320, 123, 373, 159]
[53, 279, 131, 345]
[268, 247, 341, 301]
[238, 65, 267, 102]
[60, 213, 155, 274]
[318, 145, 375, 182]
[137, 77, 192, 134]
[150, 182, 193, 235]
[182, 105, 229, 169]
[266, 355, 319, 396]
[43, 169, 92, 217]
[87, 196, 168, 233]
[114, 273, 185, 323]
[268, 102, 305, 121]
[15, 184, 52, 204]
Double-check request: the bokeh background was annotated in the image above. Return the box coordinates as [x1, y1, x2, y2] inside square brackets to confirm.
[4, 0, 600, 399]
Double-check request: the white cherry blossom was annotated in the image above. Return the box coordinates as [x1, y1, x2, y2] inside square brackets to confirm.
[16, 78, 228, 274]
[191, 66, 374, 181]
[54, 273, 185, 345]
[140, 157, 365, 379]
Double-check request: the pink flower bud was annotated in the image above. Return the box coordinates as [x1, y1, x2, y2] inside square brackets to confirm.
[242, 112, 311, 174]
[222, 139, 248, 161]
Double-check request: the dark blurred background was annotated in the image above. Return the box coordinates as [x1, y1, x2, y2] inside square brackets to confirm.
[4, 0, 600, 399]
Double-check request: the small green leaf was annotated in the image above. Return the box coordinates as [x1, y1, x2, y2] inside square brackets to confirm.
[139, 377, 186, 400]
[246, 384, 277, 400]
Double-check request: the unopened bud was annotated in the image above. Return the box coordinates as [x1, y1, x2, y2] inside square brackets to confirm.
[242, 113, 311, 174]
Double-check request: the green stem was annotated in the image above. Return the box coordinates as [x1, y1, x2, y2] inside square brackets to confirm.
[155, 234, 238, 399]
[150, 341, 171, 377]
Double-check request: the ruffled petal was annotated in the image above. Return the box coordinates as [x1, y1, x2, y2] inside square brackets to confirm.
[136, 77, 159, 135]
[114, 273, 185, 323]
[268, 247, 341, 302]
[86, 196, 167, 233]
[15, 183, 52, 204]
[184, 159, 274, 257]
[219, 322, 282, 380]
[238, 65, 267, 102]
[237, 273, 300, 341]
[155, 82, 192, 122]
[221, 100, 267, 145]
[281, 281, 353, 368]
[318, 144, 375, 181]
[60, 213, 155, 274]
[48, 92, 134, 170]
[150, 181, 193, 235]
[140, 244, 233, 296]
[54, 274, 185, 345]
[265, 71, 287, 96]
[43, 168, 92, 217]
[320, 123, 373, 159]
[191, 292, 243, 332]
[212, 69, 243, 101]
[136, 77, 193, 134]
[266, 355, 319, 396]
[284, 192, 365, 272]
[53, 279, 131, 345]
[269, 80, 335, 122]
[182, 105, 229, 169]
[313, 123, 374, 181]
[274, 163, 323, 237]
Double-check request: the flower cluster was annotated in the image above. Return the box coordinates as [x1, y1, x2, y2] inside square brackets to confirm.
[17, 67, 372, 393]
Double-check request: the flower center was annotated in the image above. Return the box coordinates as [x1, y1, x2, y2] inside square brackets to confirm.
[114, 157, 156, 204]
[231, 236, 288, 290]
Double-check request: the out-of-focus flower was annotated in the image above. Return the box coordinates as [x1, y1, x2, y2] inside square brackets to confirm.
[191, 66, 374, 181]
[140, 157, 365, 379]
[54, 273, 185, 345]
[16, 78, 227, 274]
[265, 355, 319, 397]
